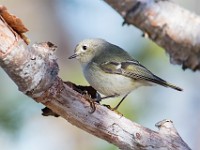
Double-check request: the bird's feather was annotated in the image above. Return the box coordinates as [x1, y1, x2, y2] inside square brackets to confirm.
[100, 61, 154, 80]
[100, 61, 182, 91]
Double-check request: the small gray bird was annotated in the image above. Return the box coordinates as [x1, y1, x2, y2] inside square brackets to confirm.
[69, 38, 182, 110]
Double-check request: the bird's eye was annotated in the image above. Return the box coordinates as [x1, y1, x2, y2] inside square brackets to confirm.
[82, 45, 87, 50]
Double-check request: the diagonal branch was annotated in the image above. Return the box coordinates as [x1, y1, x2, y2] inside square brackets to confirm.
[104, 0, 200, 71]
[0, 5, 191, 150]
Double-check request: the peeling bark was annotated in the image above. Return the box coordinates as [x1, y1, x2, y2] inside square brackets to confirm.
[104, 0, 200, 71]
[0, 6, 192, 150]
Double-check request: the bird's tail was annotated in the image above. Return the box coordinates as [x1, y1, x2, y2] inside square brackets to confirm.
[164, 82, 183, 91]
[151, 75, 183, 91]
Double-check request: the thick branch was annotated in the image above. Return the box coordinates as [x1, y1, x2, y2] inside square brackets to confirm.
[104, 0, 200, 71]
[0, 6, 191, 150]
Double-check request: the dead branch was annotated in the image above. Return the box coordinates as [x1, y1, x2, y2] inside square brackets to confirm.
[104, 0, 200, 71]
[0, 5, 191, 150]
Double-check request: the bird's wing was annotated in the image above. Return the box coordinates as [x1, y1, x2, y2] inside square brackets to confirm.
[99, 61, 183, 91]
[99, 60, 157, 81]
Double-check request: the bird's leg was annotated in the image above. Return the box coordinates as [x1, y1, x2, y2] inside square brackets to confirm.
[111, 93, 129, 111]
[93, 94, 117, 103]
[93, 94, 129, 112]
[96, 95, 119, 109]
[101, 95, 117, 100]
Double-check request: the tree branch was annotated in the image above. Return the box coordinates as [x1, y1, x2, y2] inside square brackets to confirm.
[0, 5, 191, 150]
[104, 0, 200, 71]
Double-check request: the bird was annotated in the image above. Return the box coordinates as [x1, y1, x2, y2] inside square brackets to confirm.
[68, 38, 182, 110]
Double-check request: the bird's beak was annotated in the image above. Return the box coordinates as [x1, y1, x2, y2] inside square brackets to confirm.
[68, 54, 77, 59]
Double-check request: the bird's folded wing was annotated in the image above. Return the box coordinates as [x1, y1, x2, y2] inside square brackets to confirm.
[99, 61, 183, 91]
[99, 61, 158, 81]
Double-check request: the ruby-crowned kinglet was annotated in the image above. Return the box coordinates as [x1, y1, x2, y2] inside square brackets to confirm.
[69, 38, 182, 110]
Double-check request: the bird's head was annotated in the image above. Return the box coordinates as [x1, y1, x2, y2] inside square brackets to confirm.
[68, 38, 108, 64]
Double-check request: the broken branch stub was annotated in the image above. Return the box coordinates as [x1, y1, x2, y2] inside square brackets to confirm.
[0, 5, 192, 150]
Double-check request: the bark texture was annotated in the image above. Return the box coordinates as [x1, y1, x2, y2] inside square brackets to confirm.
[104, 0, 200, 71]
[0, 5, 191, 150]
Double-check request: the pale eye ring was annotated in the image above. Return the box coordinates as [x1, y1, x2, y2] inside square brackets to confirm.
[82, 45, 87, 50]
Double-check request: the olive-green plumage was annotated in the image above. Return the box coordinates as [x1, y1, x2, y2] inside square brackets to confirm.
[69, 38, 182, 109]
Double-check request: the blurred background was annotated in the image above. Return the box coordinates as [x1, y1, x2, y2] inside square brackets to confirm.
[0, 0, 199, 149]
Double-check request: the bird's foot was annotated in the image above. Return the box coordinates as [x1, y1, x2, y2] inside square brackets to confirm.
[103, 104, 123, 116]
[65, 81, 101, 113]
[82, 90, 98, 114]
[103, 104, 111, 109]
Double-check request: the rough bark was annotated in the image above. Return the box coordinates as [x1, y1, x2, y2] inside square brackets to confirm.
[104, 0, 200, 71]
[0, 5, 191, 150]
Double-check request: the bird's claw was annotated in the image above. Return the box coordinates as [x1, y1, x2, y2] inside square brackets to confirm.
[82, 90, 97, 113]
[103, 104, 123, 116]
